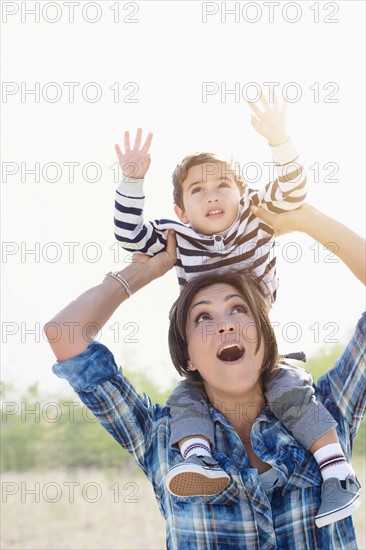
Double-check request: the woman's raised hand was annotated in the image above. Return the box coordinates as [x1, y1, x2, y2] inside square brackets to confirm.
[250, 203, 312, 237]
[131, 229, 177, 282]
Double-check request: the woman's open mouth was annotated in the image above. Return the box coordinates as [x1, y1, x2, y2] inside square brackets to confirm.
[216, 342, 245, 363]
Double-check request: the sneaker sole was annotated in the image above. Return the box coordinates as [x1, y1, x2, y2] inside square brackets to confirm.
[166, 466, 230, 497]
[315, 495, 361, 528]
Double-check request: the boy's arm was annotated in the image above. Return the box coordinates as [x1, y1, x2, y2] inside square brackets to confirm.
[248, 93, 307, 213]
[114, 129, 167, 254]
[114, 176, 167, 254]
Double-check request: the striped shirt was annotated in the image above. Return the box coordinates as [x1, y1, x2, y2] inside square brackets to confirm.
[53, 312, 366, 550]
[114, 140, 307, 300]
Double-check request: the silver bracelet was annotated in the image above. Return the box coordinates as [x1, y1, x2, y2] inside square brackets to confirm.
[106, 271, 132, 298]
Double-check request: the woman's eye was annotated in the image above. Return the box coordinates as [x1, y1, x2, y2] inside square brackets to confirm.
[195, 312, 211, 324]
[232, 304, 248, 314]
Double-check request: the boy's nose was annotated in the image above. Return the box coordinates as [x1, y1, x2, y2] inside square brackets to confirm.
[208, 194, 219, 203]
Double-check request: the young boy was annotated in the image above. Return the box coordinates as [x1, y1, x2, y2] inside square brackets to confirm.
[113, 95, 360, 527]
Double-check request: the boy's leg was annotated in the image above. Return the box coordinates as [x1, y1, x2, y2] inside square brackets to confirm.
[265, 363, 360, 527]
[166, 380, 229, 497]
[265, 363, 338, 451]
[167, 380, 214, 450]
[310, 431, 354, 481]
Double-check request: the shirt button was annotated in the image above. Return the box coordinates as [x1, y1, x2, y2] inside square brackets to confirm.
[276, 459, 282, 465]
[214, 235, 223, 242]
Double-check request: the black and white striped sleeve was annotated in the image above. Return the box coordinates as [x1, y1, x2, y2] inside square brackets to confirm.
[114, 177, 166, 255]
[251, 140, 307, 213]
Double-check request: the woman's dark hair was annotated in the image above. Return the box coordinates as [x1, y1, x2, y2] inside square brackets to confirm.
[168, 270, 279, 385]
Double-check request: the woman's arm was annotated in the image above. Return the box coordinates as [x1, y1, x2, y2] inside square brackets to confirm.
[44, 231, 176, 362]
[251, 203, 365, 285]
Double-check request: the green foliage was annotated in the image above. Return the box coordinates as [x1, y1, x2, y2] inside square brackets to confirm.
[305, 343, 345, 383]
[1, 369, 174, 472]
[1, 343, 365, 471]
[1, 395, 127, 472]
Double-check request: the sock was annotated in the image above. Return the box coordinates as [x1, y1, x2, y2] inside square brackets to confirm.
[313, 443, 353, 481]
[180, 437, 211, 460]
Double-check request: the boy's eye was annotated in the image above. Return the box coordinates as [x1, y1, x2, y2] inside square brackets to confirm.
[191, 186, 203, 194]
[219, 181, 230, 188]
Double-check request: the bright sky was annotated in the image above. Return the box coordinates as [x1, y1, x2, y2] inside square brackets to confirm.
[1, 0, 365, 395]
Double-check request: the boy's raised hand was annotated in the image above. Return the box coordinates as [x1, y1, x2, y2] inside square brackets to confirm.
[115, 128, 153, 179]
[248, 92, 289, 147]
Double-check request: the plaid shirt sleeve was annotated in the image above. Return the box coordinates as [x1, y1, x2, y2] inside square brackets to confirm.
[316, 311, 366, 438]
[52, 341, 155, 478]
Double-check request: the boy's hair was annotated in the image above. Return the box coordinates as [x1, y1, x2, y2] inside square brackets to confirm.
[172, 152, 246, 209]
[168, 270, 279, 386]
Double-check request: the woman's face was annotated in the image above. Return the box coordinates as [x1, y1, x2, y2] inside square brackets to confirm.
[185, 284, 265, 404]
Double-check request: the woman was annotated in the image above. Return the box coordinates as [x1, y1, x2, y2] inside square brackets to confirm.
[44, 205, 365, 549]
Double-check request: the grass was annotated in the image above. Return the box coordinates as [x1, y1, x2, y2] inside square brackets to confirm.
[1, 468, 166, 550]
[1, 464, 365, 549]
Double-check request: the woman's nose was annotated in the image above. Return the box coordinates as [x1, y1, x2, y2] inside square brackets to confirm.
[218, 324, 235, 334]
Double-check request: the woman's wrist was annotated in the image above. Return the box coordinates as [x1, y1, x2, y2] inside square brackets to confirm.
[106, 231, 177, 298]
[293, 204, 319, 235]
[115, 259, 157, 295]
[295, 204, 341, 243]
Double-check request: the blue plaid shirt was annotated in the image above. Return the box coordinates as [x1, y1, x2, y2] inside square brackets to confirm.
[53, 312, 366, 550]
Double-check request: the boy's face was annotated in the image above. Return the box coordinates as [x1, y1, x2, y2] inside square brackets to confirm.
[174, 162, 242, 236]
